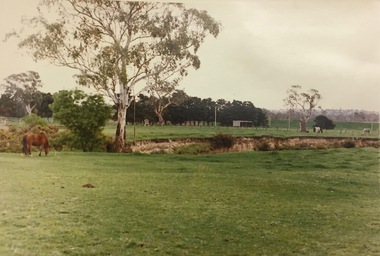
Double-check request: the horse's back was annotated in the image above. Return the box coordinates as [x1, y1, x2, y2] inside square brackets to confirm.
[24, 132, 48, 145]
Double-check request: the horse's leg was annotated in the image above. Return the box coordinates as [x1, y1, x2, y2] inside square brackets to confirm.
[38, 145, 42, 156]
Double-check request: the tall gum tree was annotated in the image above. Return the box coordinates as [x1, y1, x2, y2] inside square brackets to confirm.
[9, 0, 221, 152]
[147, 71, 187, 125]
[284, 85, 322, 132]
[1, 71, 43, 115]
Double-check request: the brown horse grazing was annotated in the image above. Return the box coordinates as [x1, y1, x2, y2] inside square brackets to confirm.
[22, 132, 50, 156]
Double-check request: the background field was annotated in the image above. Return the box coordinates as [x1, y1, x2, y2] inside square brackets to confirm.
[1, 148, 379, 255]
[102, 120, 380, 142]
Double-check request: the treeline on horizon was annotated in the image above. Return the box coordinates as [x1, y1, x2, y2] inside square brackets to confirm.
[125, 93, 267, 126]
[0, 88, 378, 126]
[0, 89, 267, 126]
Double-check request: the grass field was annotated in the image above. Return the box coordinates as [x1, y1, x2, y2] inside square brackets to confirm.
[102, 120, 379, 142]
[0, 148, 379, 255]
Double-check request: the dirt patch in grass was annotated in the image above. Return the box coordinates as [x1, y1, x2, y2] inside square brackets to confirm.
[132, 136, 380, 154]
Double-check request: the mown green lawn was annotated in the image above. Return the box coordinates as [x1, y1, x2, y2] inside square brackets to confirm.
[103, 121, 379, 142]
[0, 148, 379, 255]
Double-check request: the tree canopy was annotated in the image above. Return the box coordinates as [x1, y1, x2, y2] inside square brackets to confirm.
[314, 115, 336, 130]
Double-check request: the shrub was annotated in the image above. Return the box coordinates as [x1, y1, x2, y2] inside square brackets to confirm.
[105, 137, 115, 152]
[256, 141, 271, 151]
[0, 130, 21, 153]
[51, 90, 112, 152]
[342, 140, 356, 148]
[53, 131, 109, 152]
[210, 133, 235, 149]
[22, 114, 48, 128]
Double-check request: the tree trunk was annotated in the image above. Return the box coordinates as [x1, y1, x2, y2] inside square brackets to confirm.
[114, 102, 128, 152]
[114, 54, 132, 153]
[299, 116, 308, 132]
[156, 111, 165, 126]
[154, 104, 165, 126]
[26, 104, 35, 115]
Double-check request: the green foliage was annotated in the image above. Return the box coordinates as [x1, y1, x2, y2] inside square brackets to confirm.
[0, 130, 20, 153]
[0, 93, 25, 117]
[165, 96, 268, 126]
[210, 133, 235, 149]
[314, 115, 336, 130]
[256, 141, 272, 151]
[342, 140, 356, 148]
[51, 90, 112, 152]
[22, 113, 48, 128]
[36, 92, 54, 118]
[53, 130, 109, 152]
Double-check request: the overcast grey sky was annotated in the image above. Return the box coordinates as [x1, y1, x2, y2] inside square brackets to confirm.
[1, 0, 379, 111]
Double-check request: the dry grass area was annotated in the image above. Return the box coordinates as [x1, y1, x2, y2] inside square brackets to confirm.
[131, 136, 380, 154]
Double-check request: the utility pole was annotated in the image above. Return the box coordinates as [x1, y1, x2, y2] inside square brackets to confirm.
[214, 105, 218, 127]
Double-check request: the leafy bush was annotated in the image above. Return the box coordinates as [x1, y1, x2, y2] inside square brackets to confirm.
[0, 130, 21, 153]
[52, 130, 109, 152]
[51, 90, 112, 152]
[313, 115, 336, 130]
[22, 114, 48, 128]
[256, 141, 271, 151]
[105, 137, 115, 152]
[210, 133, 235, 149]
[342, 140, 356, 148]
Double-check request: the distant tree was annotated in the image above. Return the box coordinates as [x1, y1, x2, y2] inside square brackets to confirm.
[1, 71, 43, 115]
[36, 92, 54, 118]
[0, 93, 24, 117]
[200, 98, 215, 125]
[284, 85, 322, 132]
[218, 100, 267, 127]
[149, 85, 188, 125]
[126, 94, 155, 125]
[255, 108, 268, 127]
[314, 115, 336, 130]
[50, 90, 112, 152]
[185, 96, 204, 125]
[166, 101, 188, 125]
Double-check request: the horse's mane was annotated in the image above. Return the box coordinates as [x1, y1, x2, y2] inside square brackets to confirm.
[39, 132, 49, 146]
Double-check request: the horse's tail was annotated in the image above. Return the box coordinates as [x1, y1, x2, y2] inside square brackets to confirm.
[22, 135, 27, 155]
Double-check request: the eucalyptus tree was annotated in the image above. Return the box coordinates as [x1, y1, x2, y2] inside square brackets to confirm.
[9, 0, 221, 152]
[149, 81, 188, 125]
[284, 85, 322, 132]
[1, 71, 43, 116]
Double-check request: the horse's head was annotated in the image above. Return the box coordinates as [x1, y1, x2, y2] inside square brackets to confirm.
[44, 144, 50, 156]
[42, 133, 50, 156]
